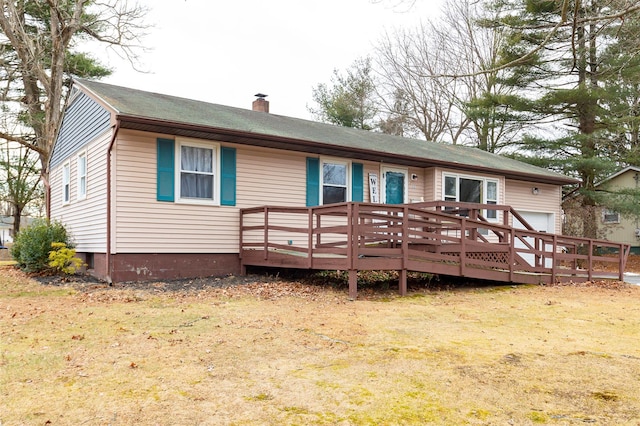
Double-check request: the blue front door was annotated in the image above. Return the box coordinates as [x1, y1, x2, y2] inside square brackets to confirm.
[385, 171, 405, 204]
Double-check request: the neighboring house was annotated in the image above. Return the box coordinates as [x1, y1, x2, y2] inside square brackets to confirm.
[0, 216, 11, 246]
[49, 79, 578, 283]
[0, 215, 37, 244]
[595, 166, 640, 254]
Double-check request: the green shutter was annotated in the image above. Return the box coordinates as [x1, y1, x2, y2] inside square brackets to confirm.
[220, 147, 236, 206]
[306, 157, 320, 207]
[352, 162, 364, 202]
[156, 138, 175, 202]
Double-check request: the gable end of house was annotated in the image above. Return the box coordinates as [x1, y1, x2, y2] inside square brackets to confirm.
[49, 90, 112, 169]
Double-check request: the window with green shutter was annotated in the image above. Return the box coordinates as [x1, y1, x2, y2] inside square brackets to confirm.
[307, 157, 363, 206]
[156, 138, 237, 206]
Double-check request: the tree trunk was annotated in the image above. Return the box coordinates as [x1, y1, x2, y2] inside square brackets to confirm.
[12, 206, 22, 238]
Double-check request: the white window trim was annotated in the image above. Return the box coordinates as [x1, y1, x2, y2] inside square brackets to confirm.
[77, 150, 87, 201]
[602, 208, 620, 224]
[175, 137, 220, 205]
[62, 161, 71, 205]
[381, 166, 409, 204]
[442, 172, 500, 221]
[320, 157, 351, 205]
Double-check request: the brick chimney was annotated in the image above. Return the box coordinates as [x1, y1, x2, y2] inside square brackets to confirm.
[252, 93, 269, 113]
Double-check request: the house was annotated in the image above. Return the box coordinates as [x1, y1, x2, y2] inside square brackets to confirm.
[49, 79, 582, 283]
[594, 166, 640, 254]
[0, 216, 12, 245]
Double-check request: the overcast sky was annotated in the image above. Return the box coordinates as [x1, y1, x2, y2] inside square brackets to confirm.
[98, 0, 443, 120]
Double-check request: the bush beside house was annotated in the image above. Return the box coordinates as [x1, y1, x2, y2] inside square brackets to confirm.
[10, 220, 75, 273]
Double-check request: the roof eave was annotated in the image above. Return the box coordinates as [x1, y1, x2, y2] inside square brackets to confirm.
[116, 114, 579, 186]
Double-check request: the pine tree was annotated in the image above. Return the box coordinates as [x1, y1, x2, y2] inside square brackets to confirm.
[488, 0, 640, 237]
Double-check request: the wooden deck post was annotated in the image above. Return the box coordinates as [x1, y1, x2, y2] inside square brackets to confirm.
[239, 209, 245, 275]
[399, 269, 407, 296]
[551, 234, 557, 284]
[509, 227, 515, 283]
[399, 205, 409, 296]
[620, 244, 626, 281]
[263, 206, 269, 260]
[460, 218, 466, 277]
[588, 240, 594, 281]
[348, 269, 358, 300]
[307, 208, 313, 269]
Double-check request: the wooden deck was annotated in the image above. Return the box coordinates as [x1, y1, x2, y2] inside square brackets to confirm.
[239, 202, 630, 299]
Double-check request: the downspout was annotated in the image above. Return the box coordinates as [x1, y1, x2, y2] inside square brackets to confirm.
[106, 120, 121, 284]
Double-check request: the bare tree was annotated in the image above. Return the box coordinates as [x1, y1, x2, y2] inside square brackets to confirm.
[374, 0, 531, 151]
[376, 22, 462, 142]
[0, 140, 42, 236]
[0, 0, 148, 202]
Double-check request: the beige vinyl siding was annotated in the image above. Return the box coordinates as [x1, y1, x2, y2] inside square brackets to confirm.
[238, 147, 306, 206]
[598, 171, 638, 246]
[504, 179, 562, 234]
[601, 214, 635, 246]
[113, 131, 309, 254]
[50, 130, 110, 252]
[408, 166, 425, 202]
[112, 130, 567, 254]
[422, 168, 436, 202]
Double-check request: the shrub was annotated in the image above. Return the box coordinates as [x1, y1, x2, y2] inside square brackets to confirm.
[48, 242, 84, 275]
[11, 220, 74, 273]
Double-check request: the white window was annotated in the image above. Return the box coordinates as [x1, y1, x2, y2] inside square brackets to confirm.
[321, 159, 349, 204]
[602, 209, 620, 224]
[485, 180, 498, 219]
[62, 162, 70, 205]
[176, 138, 218, 204]
[77, 151, 87, 200]
[443, 173, 499, 220]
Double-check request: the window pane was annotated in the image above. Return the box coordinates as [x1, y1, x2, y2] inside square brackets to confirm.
[63, 165, 70, 202]
[486, 201, 497, 219]
[181, 146, 213, 173]
[459, 178, 481, 203]
[181, 173, 213, 199]
[323, 186, 347, 204]
[487, 181, 497, 201]
[78, 156, 86, 175]
[323, 163, 346, 186]
[444, 176, 456, 197]
[603, 209, 619, 223]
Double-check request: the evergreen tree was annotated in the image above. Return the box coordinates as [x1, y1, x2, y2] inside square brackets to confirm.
[309, 57, 378, 130]
[0, 0, 148, 209]
[488, 0, 640, 237]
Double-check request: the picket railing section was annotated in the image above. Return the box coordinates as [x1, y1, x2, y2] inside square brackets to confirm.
[240, 202, 630, 298]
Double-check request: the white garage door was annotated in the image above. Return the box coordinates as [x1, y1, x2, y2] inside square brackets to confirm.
[513, 211, 555, 267]
[514, 211, 554, 234]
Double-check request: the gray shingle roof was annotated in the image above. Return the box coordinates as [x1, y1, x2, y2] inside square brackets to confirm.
[76, 78, 577, 185]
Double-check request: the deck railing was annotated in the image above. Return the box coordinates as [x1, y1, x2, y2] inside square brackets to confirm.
[240, 202, 630, 298]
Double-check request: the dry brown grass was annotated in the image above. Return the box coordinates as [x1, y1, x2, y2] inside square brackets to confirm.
[2, 266, 640, 425]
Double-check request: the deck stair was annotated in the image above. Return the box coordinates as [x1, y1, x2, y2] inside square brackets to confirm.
[240, 202, 630, 299]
